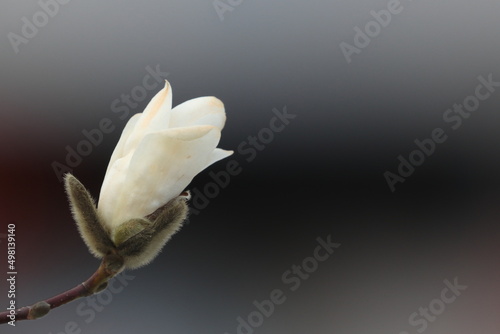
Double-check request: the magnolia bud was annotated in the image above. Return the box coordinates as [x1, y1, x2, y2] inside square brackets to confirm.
[64, 80, 232, 270]
[27, 301, 50, 320]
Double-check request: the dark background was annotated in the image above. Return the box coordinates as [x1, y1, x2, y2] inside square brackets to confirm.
[1, 0, 500, 333]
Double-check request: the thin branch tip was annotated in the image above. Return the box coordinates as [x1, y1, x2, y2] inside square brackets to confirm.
[0, 256, 123, 325]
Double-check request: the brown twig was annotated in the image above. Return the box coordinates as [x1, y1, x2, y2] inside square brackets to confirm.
[0, 253, 124, 325]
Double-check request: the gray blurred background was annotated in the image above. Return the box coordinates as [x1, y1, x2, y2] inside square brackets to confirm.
[1, 0, 500, 333]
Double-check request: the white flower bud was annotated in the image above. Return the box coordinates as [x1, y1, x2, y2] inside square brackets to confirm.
[65, 81, 232, 269]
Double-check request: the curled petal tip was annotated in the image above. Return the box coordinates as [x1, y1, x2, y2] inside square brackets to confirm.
[209, 97, 224, 108]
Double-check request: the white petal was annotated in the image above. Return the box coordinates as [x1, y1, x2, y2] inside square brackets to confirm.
[103, 125, 221, 228]
[123, 81, 172, 155]
[98, 152, 133, 228]
[206, 148, 234, 168]
[170, 96, 226, 130]
[105, 113, 141, 175]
